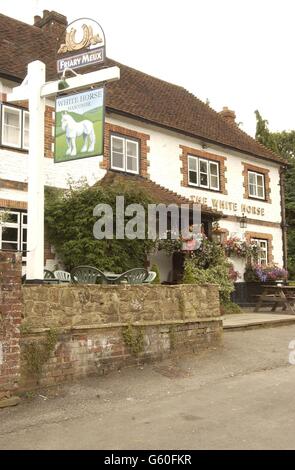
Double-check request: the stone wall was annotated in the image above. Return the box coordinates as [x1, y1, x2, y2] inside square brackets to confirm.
[0, 251, 22, 406]
[20, 283, 222, 390]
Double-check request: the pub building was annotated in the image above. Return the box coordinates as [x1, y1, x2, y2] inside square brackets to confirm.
[0, 10, 288, 297]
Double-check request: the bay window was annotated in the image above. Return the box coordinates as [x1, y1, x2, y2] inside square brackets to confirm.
[188, 155, 220, 191]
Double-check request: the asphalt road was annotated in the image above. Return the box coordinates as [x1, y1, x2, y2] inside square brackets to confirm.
[1, 324, 295, 450]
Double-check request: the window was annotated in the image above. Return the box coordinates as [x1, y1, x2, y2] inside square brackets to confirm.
[252, 238, 268, 265]
[2, 105, 21, 148]
[23, 111, 30, 149]
[188, 155, 220, 191]
[1, 104, 29, 150]
[248, 171, 265, 199]
[0, 210, 27, 259]
[110, 135, 139, 174]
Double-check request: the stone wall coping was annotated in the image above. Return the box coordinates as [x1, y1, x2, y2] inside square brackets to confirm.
[21, 317, 223, 336]
[22, 283, 219, 290]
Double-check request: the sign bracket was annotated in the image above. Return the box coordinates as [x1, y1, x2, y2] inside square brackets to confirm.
[7, 60, 120, 280]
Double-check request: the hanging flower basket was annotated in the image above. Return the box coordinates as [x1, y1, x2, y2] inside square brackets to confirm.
[224, 237, 260, 259]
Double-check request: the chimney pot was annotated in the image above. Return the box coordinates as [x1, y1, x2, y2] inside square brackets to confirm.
[33, 10, 67, 37]
[219, 106, 236, 125]
[34, 15, 41, 25]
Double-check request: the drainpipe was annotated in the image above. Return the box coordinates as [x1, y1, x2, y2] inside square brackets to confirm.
[279, 166, 288, 269]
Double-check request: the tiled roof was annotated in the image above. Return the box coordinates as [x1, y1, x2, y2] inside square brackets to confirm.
[0, 12, 286, 165]
[98, 171, 221, 218]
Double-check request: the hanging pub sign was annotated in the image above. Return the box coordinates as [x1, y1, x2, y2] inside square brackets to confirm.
[54, 87, 104, 163]
[57, 18, 105, 73]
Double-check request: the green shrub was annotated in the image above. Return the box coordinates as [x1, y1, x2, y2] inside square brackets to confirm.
[183, 240, 235, 304]
[221, 301, 242, 315]
[150, 264, 161, 284]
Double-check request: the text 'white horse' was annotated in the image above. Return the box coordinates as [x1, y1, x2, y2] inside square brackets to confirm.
[61, 113, 96, 157]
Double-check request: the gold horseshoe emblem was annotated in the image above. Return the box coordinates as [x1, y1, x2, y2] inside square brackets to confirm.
[58, 24, 103, 54]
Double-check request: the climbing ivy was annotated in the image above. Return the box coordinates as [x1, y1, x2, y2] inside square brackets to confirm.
[24, 329, 58, 377]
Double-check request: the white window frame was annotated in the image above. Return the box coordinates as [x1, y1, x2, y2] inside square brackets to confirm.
[248, 171, 265, 200]
[188, 155, 220, 191]
[188, 155, 199, 187]
[209, 161, 220, 190]
[125, 138, 139, 174]
[0, 211, 20, 252]
[252, 238, 268, 265]
[22, 110, 30, 150]
[111, 135, 125, 171]
[0, 210, 27, 260]
[1, 105, 22, 149]
[199, 158, 209, 189]
[110, 134, 139, 175]
[21, 212, 28, 260]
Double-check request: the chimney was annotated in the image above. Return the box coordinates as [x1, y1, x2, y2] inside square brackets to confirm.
[34, 10, 67, 39]
[219, 106, 237, 125]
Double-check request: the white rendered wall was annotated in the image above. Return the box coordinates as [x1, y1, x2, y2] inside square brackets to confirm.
[0, 83, 284, 279]
[107, 113, 284, 275]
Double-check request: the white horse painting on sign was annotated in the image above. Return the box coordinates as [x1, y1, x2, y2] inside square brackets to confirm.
[61, 112, 96, 157]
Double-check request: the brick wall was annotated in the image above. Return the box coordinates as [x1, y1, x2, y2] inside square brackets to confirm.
[45, 106, 54, 158]
[0, 251, 22, 405]
[20, 283, 222, 390]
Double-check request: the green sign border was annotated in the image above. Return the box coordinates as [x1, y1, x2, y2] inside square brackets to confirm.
[54, 86, 105, 164]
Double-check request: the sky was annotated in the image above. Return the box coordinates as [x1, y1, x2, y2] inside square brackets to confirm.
[1, 0, 295, 137]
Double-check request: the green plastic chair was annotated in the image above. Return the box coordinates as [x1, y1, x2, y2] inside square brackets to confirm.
[143, 271, 157, 283]
[54, 270, 71, 283]
[71, 265, 109, 284]
[44, 269, 55, 279]
[112, 268, 149, 285]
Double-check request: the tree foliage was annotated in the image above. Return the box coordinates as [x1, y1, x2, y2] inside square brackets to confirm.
[255, 110, 295, 276]
[44, 180, 157, 273]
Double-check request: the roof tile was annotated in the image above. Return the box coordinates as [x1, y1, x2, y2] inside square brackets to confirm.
[0, 12, 286, 165]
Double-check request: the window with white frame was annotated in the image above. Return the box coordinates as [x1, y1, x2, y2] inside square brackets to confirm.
[23, 111, 30, 149]
[110, 135, 139, 174]
[252, 238, 268, 265]
[248, 171, 265, 200]
[188, 155, 220, 190]
[0, 210, 27, 259]
[1, 104, 29, 150]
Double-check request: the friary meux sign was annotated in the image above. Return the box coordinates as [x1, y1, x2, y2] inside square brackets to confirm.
[57, 18, 105, 73]
[55, 87, 104, 163]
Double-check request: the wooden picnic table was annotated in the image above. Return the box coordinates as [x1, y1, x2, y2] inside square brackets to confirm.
[254, 285, 295, 314]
